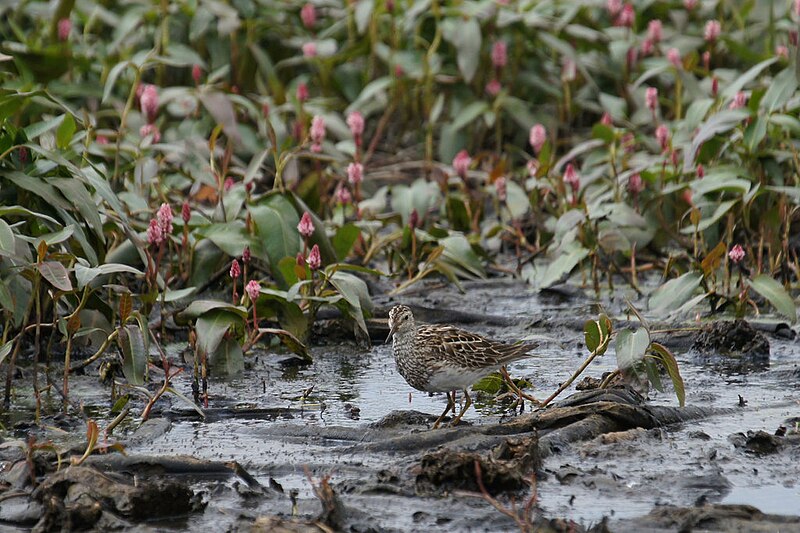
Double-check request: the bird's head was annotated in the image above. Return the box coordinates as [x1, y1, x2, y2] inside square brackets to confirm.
[386, 305, 415, 342]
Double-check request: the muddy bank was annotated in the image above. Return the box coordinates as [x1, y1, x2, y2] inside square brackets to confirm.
[2, 278, 800, 531]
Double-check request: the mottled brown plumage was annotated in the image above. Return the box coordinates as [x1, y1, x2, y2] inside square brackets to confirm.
[387, 305, 537, 428]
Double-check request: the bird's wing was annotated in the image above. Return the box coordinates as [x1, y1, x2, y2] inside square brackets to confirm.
[418, 325, 537, 369]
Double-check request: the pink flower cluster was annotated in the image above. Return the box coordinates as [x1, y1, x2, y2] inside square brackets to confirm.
[298, 211, 315, 237]
[728, 244, 745, 264]
[307, 244, 322, 270]
[310, 115, 325, 152]
[147, 203, 174, 246]
[529, 124, 546, 154]
[452, 150, 470, 178]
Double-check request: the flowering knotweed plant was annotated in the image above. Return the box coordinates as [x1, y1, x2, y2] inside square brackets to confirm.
[452, 150, 470, 178]
[310, 115, 325, 152]
[298, 211, 314, 237]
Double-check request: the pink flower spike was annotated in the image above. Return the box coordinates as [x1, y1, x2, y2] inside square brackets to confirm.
[641, 39, 654, 56]
[296, 82, 309, 103]
[245, 280, 260, 302]
[485, 79, 502, 96]
[297, 211, 315, 237]
[347, 111, 364, 138]
[347, 162, 363, 185]
[139, 124, 161, 143]
[301, 3, 316, 29]
[683, 0, 697, 9]
[452, 150, 471, 178]
[667, 48, 682, 69]
[600, 112, 613, 126]
[647, 20, 662, 43]
[157, 203, 174, 239]
[728, 244, 745, 264]
[728, 91, 747, 110]
[563, 163, 580, 192]
[776, 45, 789, 59]
[704, 20, 721, 42]
[627, 173, 644, 194]
[181, 201, 191, 223]
[711, 77, 719, 97]
[192, 64, 202, 85]
[147, 218, 162, 246]
[58, 18, 72, 42]
[646, 87, 658, 112]
[306, 244, 322, 270]
[495, 177, 507, 202]
[617, 3, 635, 27]
[243, 245, 251, 264]
[409, 209, 419, 229]
[795, 0, 800, 17]
[230, 259, 241, 279]
[224, 177, 235, 191]
[302, 42, 317, 58]
[529, 124, 546, 154]
[310, 115, 325, 152]
[655, 124, 670, 152]
[335, 186, 352, 205]
[139, 84, 159, 123]
[607, 0, 622, 17]
[491, 41, 507, 69]
[696, 164, 705, 179]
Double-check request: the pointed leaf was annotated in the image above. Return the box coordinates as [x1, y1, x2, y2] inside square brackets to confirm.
[56, 113, 76, 149]
[615, 328, 651, 370]
[118, 324, 147, 385]
[649, 342, 685, 407]
[649, 271, 702, 314]
[748, 275, 797, 323]
[39, 261, 72, 292]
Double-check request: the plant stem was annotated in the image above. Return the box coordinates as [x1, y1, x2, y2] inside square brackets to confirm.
[540, 346, 603, 407]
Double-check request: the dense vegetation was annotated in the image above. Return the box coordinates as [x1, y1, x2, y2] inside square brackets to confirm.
[0, 0, 797, 416]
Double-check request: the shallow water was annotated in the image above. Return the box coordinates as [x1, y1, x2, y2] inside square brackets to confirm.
[3, 279, 799, 530]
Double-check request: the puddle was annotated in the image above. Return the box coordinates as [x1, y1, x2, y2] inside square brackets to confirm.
[723, 485, 800, 515]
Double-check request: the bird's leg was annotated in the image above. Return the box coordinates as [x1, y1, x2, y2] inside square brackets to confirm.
[500, 366, 541, 411]
[449, 389, 472, 426]
[432, 391, 455, 429]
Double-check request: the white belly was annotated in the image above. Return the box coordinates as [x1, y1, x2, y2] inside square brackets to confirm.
[424, 365, 498, 392]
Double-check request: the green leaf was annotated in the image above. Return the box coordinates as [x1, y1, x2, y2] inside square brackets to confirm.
[743, 115, 767, 152]
[39, 261, 72, 292]
[258, 328, 311, 362]
[440, 234, 485, 279]
[195, 309, 245, 361]
[684, 110, 750, 170]
[442, 17, 481, 82]
[0, 340, 12, 366]
[354, 0, 374, 34]
[615, 328, 650, 370]
[648, 342, 685, 407]
[180, 300, 248, 320]
[450, 101, 490, 132]
[648, 271, 702, 315]
[329, 271, 372, 337]
[249, 194, 302, 287]
[748, 275, 797, 323]
[332, 223, 361, 261]
[584, 319, 601, 353]
[721, 57, 778, 99]
[0, 218, 15, 255]
[679, 200, 738, 234]
[74, 262, 143, 289]
[761, 67, 798, 113]
[56, 113, 76, 149]
[208, 336, 245, 375]
[118, 324, 147, 386]
[534, 244, 589, 290]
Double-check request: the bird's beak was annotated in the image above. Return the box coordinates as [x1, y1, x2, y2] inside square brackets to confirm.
[385, 322, 397, 344]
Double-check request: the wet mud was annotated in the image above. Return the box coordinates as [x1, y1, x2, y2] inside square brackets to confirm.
[2, 278, 799, 531]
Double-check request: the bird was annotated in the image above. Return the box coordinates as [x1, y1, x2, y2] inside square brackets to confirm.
[386, 304, 538, 429]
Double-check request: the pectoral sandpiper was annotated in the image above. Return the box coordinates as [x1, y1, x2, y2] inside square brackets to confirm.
[387, 305, 538, 429]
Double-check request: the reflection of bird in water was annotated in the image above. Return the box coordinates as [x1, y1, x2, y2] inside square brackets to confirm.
[387, 305, 538, 428]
